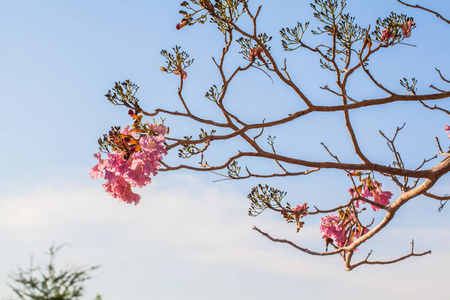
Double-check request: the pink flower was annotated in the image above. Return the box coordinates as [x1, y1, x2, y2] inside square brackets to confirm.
[320, 213, 368, 249]
[401, 20, 415, 38]
[372, 191, 392, 212]
[360, 185, 373, 199]
[349, 180, 392, 211]
[445, 125, 450, 139]
[320, 214, 347, 248]
[91, 120, 167, 205]
[176, 19, 189, 30]
[292, 202, 308, 224]
[149, 122, 168, 135]
[174, 70, 188, 81]
[370, 181, 392, 211]
[103, 177, 141, 205]
[89, 152, 106, 179]
[349, 185, 373, 208]
[380, 29, 394, 42]
[292, 203, 308, 213]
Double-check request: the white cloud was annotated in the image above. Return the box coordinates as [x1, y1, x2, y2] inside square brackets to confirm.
[1, 172, 450, 300]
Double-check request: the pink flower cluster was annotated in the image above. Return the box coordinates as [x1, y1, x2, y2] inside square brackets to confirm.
[380, 19, 415, 43]
[445, 125, 450, 139]
[349, 179, 392, 212]
[320, 213, 368, 248]
[90, 121, 167, 205]
[320, 214, 347, 247]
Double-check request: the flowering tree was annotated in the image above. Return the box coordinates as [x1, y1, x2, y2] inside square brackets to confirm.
[90, 0, 450, 270]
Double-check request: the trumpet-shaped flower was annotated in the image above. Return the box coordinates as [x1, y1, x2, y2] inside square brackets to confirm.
[89, 152, 106, 179]
[103, 177, 141, 205]
[292, 202, 308, 224]
[176, 19, 189, 30]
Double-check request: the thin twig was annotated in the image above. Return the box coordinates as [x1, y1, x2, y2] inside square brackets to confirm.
[435, 68, 450, 83]
[420, 101, 450, 116]
[397, 0, 450, 24]
[422, 192, 450, 201]
[253, 226, 343, 256]
[429, 85, 445, 93]
[435, 137, 450, 157]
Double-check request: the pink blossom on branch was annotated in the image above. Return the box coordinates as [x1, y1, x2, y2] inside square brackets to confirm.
[292, 203, 308, 213]
[174, 70, 188, 81]
[370, 181, 393, 211]
[401, 20, 415, 38]
[372, 191, 393, 212]
[89, 152, 106, 179]
[320, 213, 369, 249]
[149, 122, 168, 135]
[348, 179, 393, 212]
[380, 29, 394, 42]
[176, 19, 189, 30]
[90, 119, 167, 205]
[103, 177, 141, 205]
[320, 214, 347, 248]
[292, 202, 308, 226]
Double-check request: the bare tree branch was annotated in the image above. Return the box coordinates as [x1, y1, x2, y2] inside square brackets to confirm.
[397, 0, 450, 24]
[420, 101, 450, 116]
[347, 240, 431, 270]
[253, 226, 343, 256]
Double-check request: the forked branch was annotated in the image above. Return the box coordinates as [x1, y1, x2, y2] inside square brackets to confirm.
[347, 240, 431, 270]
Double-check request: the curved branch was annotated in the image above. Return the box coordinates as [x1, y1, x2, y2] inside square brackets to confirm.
[310, 199, 354, 215]
[347, 240, 431, 270]
[343, 108, 370, 164]
[397, 0, 450, 24]
[341, 171, 445, 261]
[435, 137, 450, 157]
[142, 108, 229, 128]
[213, 6, 314, 108]
[253, 226, 343, 256]
[352, 196, 390, 212]
[239, 167, 320, 180]
[159, 151, 256, 172]
[423, 192, 450, 201]
[435, 68, 450, 83]
[420, 101, 450, 116]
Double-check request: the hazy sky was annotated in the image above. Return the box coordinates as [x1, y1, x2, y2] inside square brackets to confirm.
[1, 1, 450, 299]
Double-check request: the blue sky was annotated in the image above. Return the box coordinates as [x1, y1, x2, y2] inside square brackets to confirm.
[1, 0, 450, 299]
